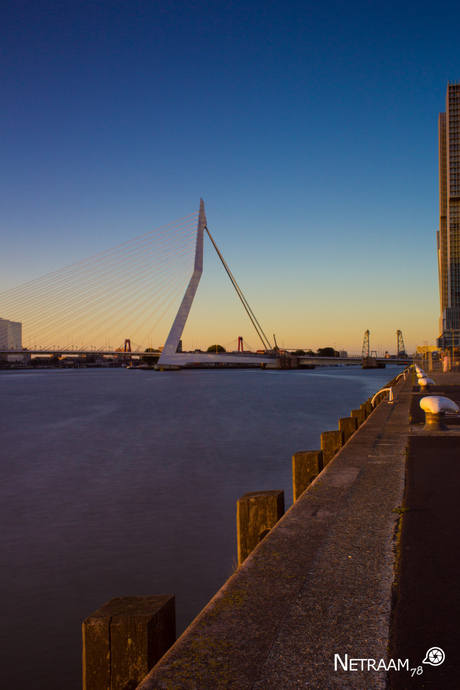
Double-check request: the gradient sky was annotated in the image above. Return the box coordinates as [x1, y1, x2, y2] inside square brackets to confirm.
[1, 0, 459, 354]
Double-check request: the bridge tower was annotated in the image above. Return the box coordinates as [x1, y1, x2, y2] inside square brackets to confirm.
[157, 200, 275, 369]
[362, 330, 370, 358]
[396, 330, 406, 358]
[123, 338, 132, 362]
[158, 199, 206, 364]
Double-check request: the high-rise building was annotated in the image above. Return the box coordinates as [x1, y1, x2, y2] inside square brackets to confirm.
[0, 317, 22, 360]
[438, 82, 460, 347]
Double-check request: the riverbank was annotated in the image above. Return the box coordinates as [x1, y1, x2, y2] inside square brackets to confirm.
[3, 366, 399, 689]
[136, 372, 412, 689]
[133, 368, 460, 689]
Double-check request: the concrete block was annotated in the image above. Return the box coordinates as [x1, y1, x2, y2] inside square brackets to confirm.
[82, 595, 175, 690]
[237, 490, 284, 565]
[338, 417, 358, 444]
[292, 450, 323, 501]
[321, 430, 343, 467]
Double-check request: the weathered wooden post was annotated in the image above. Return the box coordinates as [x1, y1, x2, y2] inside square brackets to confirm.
[351, 408, 366, 427]
[292, 450, 323, 501]
[321, 430, 343, 467]
[338, 417, 358, 444]
[373, 391, 385, 406]
[360, 401, 373, 418]
[237, 490, 284, 565]
[82, 595, 175, 690]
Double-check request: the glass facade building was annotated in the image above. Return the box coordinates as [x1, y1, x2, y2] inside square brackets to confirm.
[438, 82, 460, 347]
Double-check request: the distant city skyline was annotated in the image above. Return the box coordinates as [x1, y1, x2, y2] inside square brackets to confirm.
[1, 1, 460, 353]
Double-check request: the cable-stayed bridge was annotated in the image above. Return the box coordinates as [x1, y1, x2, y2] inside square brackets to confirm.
[0, 200, 278, 367]
[0, 200, 411, 369]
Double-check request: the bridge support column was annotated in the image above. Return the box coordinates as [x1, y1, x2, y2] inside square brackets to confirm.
[82, 595, 175, 690]
[292, 451, 323, 501]
[237, 490, 284, 565]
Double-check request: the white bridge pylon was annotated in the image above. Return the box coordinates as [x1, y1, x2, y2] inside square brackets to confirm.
[156, 199, 275, 368]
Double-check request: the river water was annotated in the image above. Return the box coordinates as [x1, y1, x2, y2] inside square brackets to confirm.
[0, 365, 401, 689]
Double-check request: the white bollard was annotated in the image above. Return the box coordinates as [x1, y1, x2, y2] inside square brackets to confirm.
[420, 396, 459, 431]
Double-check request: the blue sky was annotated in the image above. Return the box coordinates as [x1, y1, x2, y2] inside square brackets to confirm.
[1, 0, 459, 354]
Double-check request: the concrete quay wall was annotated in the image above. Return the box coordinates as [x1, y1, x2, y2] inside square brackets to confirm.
[137, 374, 412, 689]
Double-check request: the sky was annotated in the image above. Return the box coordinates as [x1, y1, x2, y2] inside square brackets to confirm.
[1, 0, 459, 355]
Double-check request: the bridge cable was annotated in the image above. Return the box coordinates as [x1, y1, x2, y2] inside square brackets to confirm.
[204, 226, 273, 351]
[0, 213, 198, 350]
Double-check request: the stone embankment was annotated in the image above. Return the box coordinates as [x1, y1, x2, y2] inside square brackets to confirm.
[87, 368, 460, 688]
[131, 370, 412, 689]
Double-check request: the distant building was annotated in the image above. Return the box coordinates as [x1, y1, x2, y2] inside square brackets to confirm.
[0, 318, 22, 349]
[438, 82, 460, 347]
[0, 318, 22, 361]
[416, 345, 439, 354]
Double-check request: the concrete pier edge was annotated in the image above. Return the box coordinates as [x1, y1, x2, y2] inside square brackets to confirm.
[136, 372, 412, 689]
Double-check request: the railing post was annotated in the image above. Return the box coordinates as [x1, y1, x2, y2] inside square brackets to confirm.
[82, 595, 175, 690]
[237, 490, 284, 565]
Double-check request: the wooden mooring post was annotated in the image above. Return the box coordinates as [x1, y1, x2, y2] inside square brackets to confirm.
[237, 490, 284, 565]
[338, 416, 358, 444]
[361, 401, 373, 417]
[292, 450, 323, 501]
[320, 430, 343, 467]
[351, 408, 366, 427]
[82, 595, 175, 690]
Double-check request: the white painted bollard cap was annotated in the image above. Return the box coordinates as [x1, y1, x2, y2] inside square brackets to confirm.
[418, 377, 435, 386]
[420, 396, 459, 414]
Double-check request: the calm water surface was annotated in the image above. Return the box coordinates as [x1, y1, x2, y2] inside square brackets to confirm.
[0, 365, 401, 688]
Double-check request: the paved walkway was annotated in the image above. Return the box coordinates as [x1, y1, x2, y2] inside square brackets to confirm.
[135, 370, 460, 689]
[137, 373, 412, 689]
[388, 371, 460, 689]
